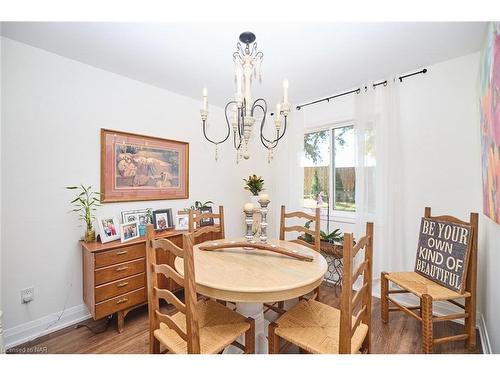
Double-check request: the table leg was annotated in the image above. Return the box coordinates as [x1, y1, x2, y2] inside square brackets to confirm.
[223, 302, 269, 354]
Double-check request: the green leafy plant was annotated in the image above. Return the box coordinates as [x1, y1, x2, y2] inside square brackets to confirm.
[187, 200, 213, 211]
[66, 185, 101, 231]
[303, 220, 344, 245]
[243, 174, 264, 196]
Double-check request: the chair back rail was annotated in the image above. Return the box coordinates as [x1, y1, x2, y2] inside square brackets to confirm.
[339, 222, 373, 354]
[146, 224, 201, 353]
[188, 205, 225, 244]
[279, 205, 321, 252]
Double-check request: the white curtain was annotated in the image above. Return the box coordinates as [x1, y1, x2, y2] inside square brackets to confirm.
[355, 80, 407, 280]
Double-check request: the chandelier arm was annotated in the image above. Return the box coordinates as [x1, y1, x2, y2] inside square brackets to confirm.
[201, 101, 232, 145]
[233, 130, 243, 150]
[259, 113, 288, 149]
[274, 115, 288, 143]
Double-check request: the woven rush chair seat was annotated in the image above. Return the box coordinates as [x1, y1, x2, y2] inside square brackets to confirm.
[155, 299, 251, 354]
[385, 272, 471, 301]
[274, 299, 368, 354]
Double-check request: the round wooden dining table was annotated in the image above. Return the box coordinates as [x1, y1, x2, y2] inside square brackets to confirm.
[174, 237, 328, 354]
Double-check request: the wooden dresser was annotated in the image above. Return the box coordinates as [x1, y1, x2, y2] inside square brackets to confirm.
[81, 230, 186, 332]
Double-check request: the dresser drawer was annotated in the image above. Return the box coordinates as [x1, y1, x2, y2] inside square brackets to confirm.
[95, 288, 146, 319]
[94, 243, 145, 268]
[95, 258, 145, 285]
[95, 273, 146, 303]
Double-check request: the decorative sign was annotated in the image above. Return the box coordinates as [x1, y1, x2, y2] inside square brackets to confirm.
[414, 218, 472, 293]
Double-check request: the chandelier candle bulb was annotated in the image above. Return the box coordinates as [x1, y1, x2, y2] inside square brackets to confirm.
[202, 87, 208, 111]
[283, 79, 289, 103]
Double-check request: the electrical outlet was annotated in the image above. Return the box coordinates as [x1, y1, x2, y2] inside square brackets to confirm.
[21, 287, 34, 304]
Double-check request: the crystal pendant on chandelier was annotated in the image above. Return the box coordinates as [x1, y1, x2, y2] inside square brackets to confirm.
[200, 32, 290, 163]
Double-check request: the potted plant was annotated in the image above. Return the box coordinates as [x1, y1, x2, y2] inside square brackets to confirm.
[302, 220, 345, 257]
[66, 184, 101, 242]
[244, 174, 265, 206]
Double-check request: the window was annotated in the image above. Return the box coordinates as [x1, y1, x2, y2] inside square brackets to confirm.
[303, 124, 356, 213]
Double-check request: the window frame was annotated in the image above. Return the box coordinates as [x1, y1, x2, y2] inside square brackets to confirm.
[303, 120, 356, 223]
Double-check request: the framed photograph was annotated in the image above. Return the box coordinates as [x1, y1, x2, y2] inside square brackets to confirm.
[121, 209, 151, 236]
[97, 216, 121, 243]
[153, 209, 174, 231]
[101, 129, 189, 203]
[199, 207, 214, 227]
[175, 214, 189, 231]
[120, 221, 140, 243]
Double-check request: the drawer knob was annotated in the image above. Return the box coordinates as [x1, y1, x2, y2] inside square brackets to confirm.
[117, 282, 129, 288]
[116, 250, 128, 255]
[116, 266, 129, 271]
[116, 298, 129, 304]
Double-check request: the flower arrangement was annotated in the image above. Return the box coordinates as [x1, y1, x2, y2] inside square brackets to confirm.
[243, 174, 265, 196]
[66, 184, 101, 242]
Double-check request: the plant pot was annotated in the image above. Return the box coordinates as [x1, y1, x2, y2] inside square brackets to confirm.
[84, 228, 96, 243]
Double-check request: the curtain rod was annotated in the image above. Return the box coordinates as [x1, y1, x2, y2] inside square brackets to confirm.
[295, 68, 427, 111]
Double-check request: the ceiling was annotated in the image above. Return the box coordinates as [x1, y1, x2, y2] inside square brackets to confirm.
[1, 22, 488, 107]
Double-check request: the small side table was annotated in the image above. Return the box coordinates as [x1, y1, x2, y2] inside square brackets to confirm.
[320, 241, 343, 291]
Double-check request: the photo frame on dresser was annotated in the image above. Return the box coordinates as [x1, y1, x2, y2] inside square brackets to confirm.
[120, 221, 140, 243]
[153, 208, 174, 231]
[96, 216, 121, 243]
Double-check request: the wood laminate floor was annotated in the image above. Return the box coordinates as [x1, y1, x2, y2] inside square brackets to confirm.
[8, 283, 482, 354]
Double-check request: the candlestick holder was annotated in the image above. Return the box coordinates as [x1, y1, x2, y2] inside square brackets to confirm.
[244, 208, 254, 242]
[258, 198, 270, 243]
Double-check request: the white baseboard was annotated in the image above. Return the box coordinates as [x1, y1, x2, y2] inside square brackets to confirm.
[0, 310, 4, 352]
[477, 313, 492, 354]
[3, 304, 91, 350]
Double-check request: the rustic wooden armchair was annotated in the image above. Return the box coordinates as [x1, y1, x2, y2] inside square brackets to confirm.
[145, 224, 255, 354]
[381, 207, 478, 353]
[264, 205, 321, 315]
[188, 205, 225, 245]
[268, 222, 373, 354]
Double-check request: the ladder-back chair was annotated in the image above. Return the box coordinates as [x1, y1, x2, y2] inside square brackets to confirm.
[381, 207, 478, 353]
[268, 222, 374, 354]
[279, 205, 321, 252]
[264, 205, 321, 315]
[188, 205, 225, 245]
[145, 224, 255, 354]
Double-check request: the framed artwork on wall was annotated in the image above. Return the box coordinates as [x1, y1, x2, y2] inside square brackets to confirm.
[479, 22, 500, 224]
[96, 216, 121, 243]
[101, 129, 189, 203]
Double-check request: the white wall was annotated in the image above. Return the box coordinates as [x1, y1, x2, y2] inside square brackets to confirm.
[0, 37, 269, 347]
[0, 26, 4, 351]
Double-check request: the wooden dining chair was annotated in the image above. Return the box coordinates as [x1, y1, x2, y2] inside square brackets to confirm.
[280, 205, 321, 252]
[264, 205, 321, 315]
[145, 224, 255, 354]
[268, 222, 373, 354]
[188, 205, 225, 245]
[381, 207, 478, 353]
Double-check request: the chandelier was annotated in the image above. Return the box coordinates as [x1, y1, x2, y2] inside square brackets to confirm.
[200, 31, 290, 163]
